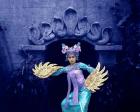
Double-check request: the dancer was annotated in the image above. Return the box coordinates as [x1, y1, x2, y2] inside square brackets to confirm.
[32, 42, 108, 112]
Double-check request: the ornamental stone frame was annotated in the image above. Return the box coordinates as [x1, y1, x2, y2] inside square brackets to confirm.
[20, 7, 122, 66]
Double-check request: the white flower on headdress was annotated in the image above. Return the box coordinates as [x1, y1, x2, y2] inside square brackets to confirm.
[75, 46, 81, 52]
[61, 44, 69, 54]
[61, 42, 81, 54]
[74, 42, 81, 52]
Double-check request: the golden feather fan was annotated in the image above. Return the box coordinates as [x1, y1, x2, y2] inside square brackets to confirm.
[32, 62, 63, 78]
[85, 62, 108, 93]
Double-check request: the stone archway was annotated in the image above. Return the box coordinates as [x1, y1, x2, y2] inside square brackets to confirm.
[20, 7, 122, 66]
[19, 33, 122, 111]
[18, 7, 123, 112]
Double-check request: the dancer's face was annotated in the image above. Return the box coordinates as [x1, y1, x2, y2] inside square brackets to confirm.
[67, 54, 76, 65]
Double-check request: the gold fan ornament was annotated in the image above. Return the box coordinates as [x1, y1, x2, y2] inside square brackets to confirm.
[32, 62, 63, 78]
[85, 62, 108, 93]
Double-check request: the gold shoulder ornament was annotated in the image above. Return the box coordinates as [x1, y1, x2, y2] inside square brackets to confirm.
[32, 62, 63, 78]
[85, 62, 108, 93]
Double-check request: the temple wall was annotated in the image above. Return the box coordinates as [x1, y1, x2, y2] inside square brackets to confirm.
[0, 0, 131, 69]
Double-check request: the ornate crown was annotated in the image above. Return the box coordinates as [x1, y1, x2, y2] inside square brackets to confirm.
[61, 42, 81, 54]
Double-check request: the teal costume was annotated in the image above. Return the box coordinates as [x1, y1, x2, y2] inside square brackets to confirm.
[52, 62, 95, 112]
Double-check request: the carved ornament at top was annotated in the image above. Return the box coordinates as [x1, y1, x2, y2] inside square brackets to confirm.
[29, 7, 113, 45]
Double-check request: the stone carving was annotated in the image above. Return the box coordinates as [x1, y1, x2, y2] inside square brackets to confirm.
[29, 22, 55, 45]
[40, 22, 55, 41]
[52, 17, 66, 37]
[87, 22, 101, 41]
[97, 27, 112, 45]
[75, 16, 90, 37]
[29, 25, 44, 45]
[63, 7, 78, 36]
[29, 7, 112, 45]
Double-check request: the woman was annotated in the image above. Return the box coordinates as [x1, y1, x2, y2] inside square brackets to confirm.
[33, 42, 108, 112]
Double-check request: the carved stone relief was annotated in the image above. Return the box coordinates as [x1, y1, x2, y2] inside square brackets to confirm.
[20, 7, 122, 66]
[28, 7, 112, 45]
